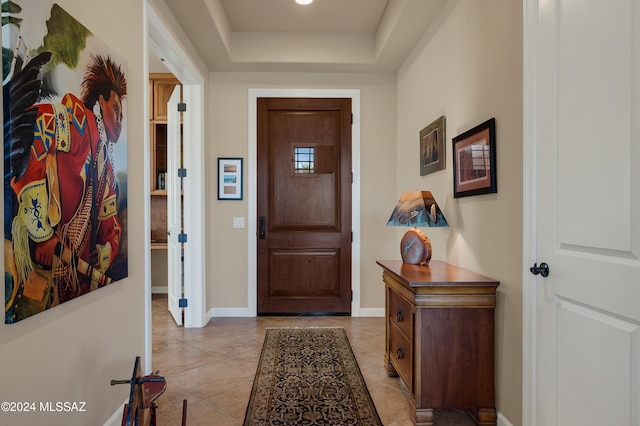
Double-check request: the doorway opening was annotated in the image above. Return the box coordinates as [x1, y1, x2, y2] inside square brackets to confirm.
[145, 1, 207, 372]
[148, 72, 182, 303]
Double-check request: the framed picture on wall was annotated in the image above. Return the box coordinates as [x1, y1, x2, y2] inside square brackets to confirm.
[218, 157, 243, 200]
[420, 115, 446, 176]
[452, 118, 497, 198]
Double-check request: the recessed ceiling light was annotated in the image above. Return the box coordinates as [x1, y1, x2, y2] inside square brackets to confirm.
[296, 0, 313, 5]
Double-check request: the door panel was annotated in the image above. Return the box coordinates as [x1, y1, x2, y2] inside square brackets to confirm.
[555, 301, 638, 425]
[269, 249, 341, 297]
[533, 1, 640, 424]
[257, 98, 352, 314]
[166, 85, 183, 325]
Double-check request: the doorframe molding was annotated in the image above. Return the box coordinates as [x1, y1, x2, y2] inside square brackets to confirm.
[247, 88, 362, 317]
[522, 0, 538, 424]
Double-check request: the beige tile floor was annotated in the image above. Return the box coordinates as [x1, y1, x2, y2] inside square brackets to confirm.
[151, 294, 475, 425]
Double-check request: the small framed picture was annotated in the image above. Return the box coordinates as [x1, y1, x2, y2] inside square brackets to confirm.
[217, 157, 243, 200]
[420, 115, 446, 176]
[452, 118, 497, 198]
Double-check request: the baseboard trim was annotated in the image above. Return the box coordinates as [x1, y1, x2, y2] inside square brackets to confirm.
[358, 308, 385, 317]
[103, 399, 127, 426]
[151, 286, 167, 293]
[208, 307, 385, 318]
[498, 411, 514, 426]
[209, 307, 253, 317]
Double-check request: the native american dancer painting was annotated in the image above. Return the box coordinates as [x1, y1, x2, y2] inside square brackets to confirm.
[3, 1, 128, 323]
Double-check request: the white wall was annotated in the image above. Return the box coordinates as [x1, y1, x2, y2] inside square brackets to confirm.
[396, 0, 523, 423]
[0, 1, 146, 424]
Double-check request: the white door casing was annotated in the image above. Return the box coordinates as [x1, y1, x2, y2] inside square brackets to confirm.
[524, 1, 640, 425]
[167, 85, 183, 326]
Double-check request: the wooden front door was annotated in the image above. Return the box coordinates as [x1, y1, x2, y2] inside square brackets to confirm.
[257, 97, 352, 315]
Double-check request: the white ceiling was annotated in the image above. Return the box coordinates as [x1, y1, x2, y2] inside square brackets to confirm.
[150, 0, 447, 73]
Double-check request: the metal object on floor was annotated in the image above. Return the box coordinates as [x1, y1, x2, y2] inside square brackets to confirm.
[111, 356, 187, 425]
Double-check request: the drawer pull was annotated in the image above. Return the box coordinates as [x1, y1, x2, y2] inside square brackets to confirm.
[396, 345, 404, 359]
[396, 308, 404, 322]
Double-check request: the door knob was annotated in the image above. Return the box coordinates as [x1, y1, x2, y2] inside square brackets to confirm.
[530, 262, 549, 277]
[259, 216, 266, 239]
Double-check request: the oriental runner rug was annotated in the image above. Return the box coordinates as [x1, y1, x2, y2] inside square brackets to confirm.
[243, 327, 383, 426]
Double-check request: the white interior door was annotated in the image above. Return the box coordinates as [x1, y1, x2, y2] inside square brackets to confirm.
[167, 85, 183, 325]
[531, 0, 640, 425]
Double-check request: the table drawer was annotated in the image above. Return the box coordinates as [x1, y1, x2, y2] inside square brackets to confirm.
[388, 322, 413, 392]
[388, 287, 413, 340]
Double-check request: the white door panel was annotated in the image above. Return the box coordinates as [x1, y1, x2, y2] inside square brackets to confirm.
[532, 0, 640, 425]
[556, 0, 633, 253]
[555, 300, 638, 425]
[167, 85, 183, 326]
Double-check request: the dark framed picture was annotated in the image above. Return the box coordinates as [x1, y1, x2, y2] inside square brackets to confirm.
[420, 115, 446, 176]
[218, 157, 243, 200]
[452, 118, 497, 198]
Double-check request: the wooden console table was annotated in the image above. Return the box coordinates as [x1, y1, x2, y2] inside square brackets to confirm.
[377, 260, 499, 426]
